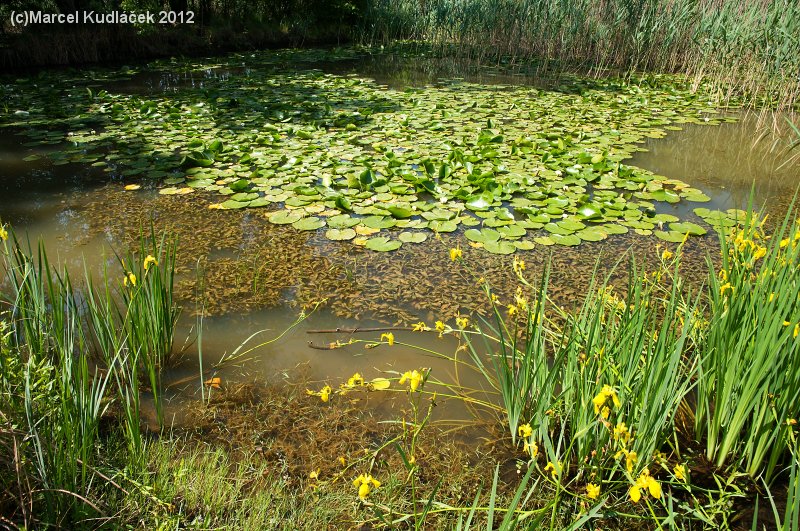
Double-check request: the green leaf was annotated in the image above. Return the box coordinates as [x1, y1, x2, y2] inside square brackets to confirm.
[365, 237, 402, 252]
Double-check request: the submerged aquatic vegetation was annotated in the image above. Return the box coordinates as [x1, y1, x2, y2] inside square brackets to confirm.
[1, 48, 731, 254]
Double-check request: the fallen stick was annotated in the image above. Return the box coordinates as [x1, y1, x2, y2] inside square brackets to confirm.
[307, 326, 413, 334]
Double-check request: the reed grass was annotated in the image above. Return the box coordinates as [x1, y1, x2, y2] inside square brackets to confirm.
[362, 0, 800, 108]
[0, 222, 180, 524]
[696, 203, 800, 481]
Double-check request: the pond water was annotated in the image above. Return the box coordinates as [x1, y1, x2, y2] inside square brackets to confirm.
[1, 49, 798, 423]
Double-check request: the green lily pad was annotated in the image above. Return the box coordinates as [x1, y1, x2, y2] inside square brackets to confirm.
[483, 240, 516, 254]
[398, 231, 428, 243]
[325, 228, 356, 240]
[365, 237, 402, 252]
[269, 210, 304, 224]
[427, 220, 459, 232]
[551, 233, 581, 246]
[654, 230, 688, 242]
[669, 222, 707, 236]
[576, 227, 608, 242]
[465, 228, 501, 243]
[292, 217, 325, 231]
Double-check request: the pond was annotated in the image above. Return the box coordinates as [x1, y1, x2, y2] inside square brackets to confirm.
[1, 48, 798, 425]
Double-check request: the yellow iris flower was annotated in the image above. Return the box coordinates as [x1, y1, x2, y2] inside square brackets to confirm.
[381, 332, 395, 346]
[143, 255, 159, 271]
[586, 483, 601, 500]
[399, 369, 424, 391]
[449, 247, 462, 261]
[353, 474, 381, 500]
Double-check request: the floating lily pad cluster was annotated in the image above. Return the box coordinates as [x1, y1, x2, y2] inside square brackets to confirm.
[0, 49, 733, 253]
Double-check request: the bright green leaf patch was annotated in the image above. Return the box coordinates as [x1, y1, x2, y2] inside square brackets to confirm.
[0, 47, 729, 253]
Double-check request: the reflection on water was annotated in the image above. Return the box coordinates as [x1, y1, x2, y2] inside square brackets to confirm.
[630, 111, 800, 216]
[1, 54, 799, 411]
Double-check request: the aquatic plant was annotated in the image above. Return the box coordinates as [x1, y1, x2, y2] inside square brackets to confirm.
[695, 203, 800, 481]
[0, 48, 730, 254]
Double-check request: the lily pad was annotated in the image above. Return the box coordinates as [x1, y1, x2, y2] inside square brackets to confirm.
[292, 217, 325, 231]
[325, 228, 356, 241]
[398, 231, 428, 243]
[365, 237, 402, 252]
[269, 210, 304, 225]
[483, 240, 516, 254]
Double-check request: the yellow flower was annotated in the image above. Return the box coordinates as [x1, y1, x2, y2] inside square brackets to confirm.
[435, 320, 446, 332]
[507, 304, 517, 317]
[309, 469, 320, 480]
[513, 256, 526, 275]
[592, 385, 621, 415]
[346, 373, 364, 388]
[661, 249, 673, 260]
[613, 422, 630, 444]
[673, 464, 687, 482]
[794, 323, 799, 339]
[626, 451, 638, 473]
[769, 293, 776, 302]
[306, 384, 333, 402]
[0, 225, 7, 242]
[143, 255, 158, 271]
[338, 456, 347, 466]
[753, 246, 767, 261]
[123, 272, 137, 287]
[543, 461, 561, 479]
[353, 474, 381, 500]
[456, 316, 469, 329]
[720, 283, 733, 295]
[586, 483, 601, 500]
[381, 332, 395, 346]
[412, 321, 430, 332]
[629, 485, 642, 503]
[449, 247, 463, 261]
[518, 423, 533, 438]
[523, 440, 538, 458]
[400, 369, 423, 391]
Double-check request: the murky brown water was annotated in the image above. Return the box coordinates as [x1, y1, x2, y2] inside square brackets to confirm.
[1, 56, 798, 418]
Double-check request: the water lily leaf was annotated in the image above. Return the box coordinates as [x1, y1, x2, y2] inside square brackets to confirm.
[465, 228, 500, 243]
[387, 206, 415, 219]
[398, 231, 427, 243]
[654, 230, 688, 242]
[534, 236, 555, 246]
[576, 227, 608, 241]
[219, 198, 250, 209]
[328, 214, 360, 228]
[669, 222, 707, 236]
[363, 216, 397, 229]
[365, 237, 402, 252]
[427, 220, 458, 232]
[551, 233, 581, 246]
[483, 240, 516, 254]
[325, 228, 356, 240]
[292, 217, 325, 231]
[513, 240, 535, 250]
[269, 210, 303, 224]
[497, 224, 527, 238]
[465, 192, 493, 211]
[601, 224, 629, 235]
[544, 223, 573, 235]
[682, 190, 711, 202]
